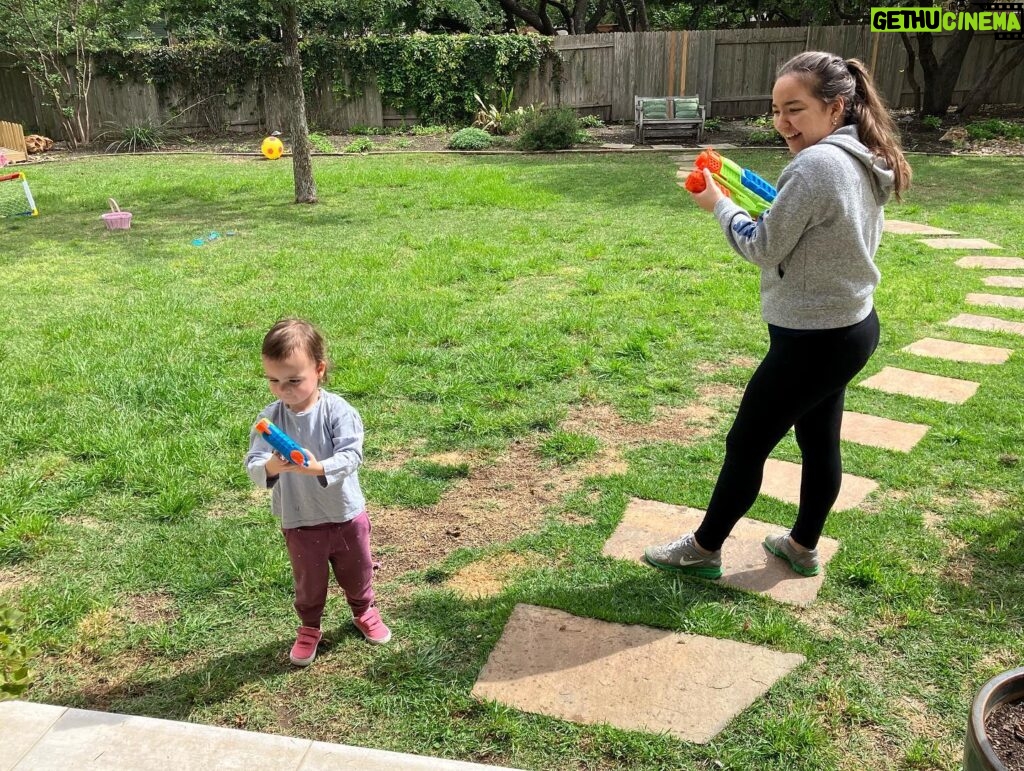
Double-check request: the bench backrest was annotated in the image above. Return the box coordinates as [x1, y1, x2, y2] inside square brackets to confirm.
[635, 96, 703, 121]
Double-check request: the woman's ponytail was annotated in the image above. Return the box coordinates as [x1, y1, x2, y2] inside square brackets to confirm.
[845, 58, 912, 199]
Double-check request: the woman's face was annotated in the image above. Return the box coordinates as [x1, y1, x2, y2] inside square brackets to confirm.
[772, 73, 844, 155]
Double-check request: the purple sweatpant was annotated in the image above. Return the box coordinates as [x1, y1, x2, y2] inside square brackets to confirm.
[282, 511, 375, 629]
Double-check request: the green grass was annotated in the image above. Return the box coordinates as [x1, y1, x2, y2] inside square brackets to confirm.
[2, 150, 1023, 769]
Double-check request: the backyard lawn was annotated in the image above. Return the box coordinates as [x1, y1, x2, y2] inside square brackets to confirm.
[1, 149, 1023, 770]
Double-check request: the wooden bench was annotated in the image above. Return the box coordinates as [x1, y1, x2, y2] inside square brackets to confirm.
[634, 96, 706, 145]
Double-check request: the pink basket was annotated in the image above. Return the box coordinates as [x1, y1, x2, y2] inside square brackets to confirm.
[101, 198, 132, 230]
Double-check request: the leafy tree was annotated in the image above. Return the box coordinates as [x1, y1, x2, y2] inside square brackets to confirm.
[0, 0, 154, 146]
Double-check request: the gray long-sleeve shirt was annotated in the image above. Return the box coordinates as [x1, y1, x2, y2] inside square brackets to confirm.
[712, 125, 895, 330]
[245, 390, 366, 528]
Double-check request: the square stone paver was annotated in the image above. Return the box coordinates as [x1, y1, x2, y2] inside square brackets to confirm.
[12, 707, 311, 770]
[984, 276, 1024, 288]
[472, 603, 805, 743]
[883, 220, 957, 235]
[967, 292, 1024, 310]
[919, 238, 1002, 250]
[840, 411, 930, 452]
[947, 313, 1024, 337]
[858, 366, 979, 404]
[903, 337, 1012, 365]
[601, 143, 635, 150]
[603, 498, 839, 606]
[760, 458, 877, 511]
[0, 701, 67, 768]
[956, 256, 1024, 269]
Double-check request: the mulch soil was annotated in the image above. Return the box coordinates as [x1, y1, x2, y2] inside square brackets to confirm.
[985, 697, 1024, 771]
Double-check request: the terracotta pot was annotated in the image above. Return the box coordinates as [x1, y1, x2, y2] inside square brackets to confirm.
[965, 666, 1024, 771]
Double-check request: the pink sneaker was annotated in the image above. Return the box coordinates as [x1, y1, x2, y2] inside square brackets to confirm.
[289, 626, 322, 666]
[353, 607, 391, 644]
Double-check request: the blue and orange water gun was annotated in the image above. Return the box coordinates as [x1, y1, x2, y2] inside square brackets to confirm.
[255, 418, 311, 467]
[683, 149, 777, 218]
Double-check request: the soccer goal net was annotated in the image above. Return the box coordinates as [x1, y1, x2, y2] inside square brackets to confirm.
[0, 172, 38, 217]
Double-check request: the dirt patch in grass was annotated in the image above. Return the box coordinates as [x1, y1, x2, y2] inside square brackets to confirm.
[0, 566, 35, 596]
[444, 551, 547, 599]
[122, 591, 179, 626]
[373, 394, 728, 578]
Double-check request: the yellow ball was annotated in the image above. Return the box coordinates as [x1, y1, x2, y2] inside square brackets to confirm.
[261, 136, 284, 160]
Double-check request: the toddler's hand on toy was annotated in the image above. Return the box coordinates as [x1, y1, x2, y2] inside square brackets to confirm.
[690, 168, 724, 213]
[288, 451, 325, 477]
[265, 453, 291, 478]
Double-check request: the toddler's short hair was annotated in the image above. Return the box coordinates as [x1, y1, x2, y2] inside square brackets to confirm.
[262, 318, 327, 366]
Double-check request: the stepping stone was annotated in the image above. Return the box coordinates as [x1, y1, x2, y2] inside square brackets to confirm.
[858, 366, 979, 404]
[947, 313, 1024, 337]
[883, 220, 957, 235]
[903, 337, 1012, 365]
[956, 256, 1024, 269]
[761, 459, 877, 511]
[984, 276, 1024, 288]
[472, 603, 805, 743]
[601, 143, 634, 150]
[967, 292, 1024, 310]
[840, 411, 929, 452]
[603, 498, 839, 606]
[919, 238, 1002, 250]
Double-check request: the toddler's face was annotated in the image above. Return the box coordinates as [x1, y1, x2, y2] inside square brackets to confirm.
[262, 350, 325, 412]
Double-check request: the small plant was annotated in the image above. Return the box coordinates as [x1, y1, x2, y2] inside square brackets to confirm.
[1, 604, 35, 700]
[349, 125, 386, 136]
[748, 129, 783, 146]
[704, 117, 723, 132]
[577, 114, 605, 129]
[539, 431, 600, 465]
[965, 119, 1024, 141]
[308, 132, 335, 153]
[391, 138, 413, 149]
[448, 127, 493, 150]
[344, 137, 375, 153]
[474, 87, 531, 135]
[517, 107, 579, 151]
[746, 114, 774, 128]
[411, 125, 448, 136]
[104, 122, 168, 153]
[921, 115, 942, 131]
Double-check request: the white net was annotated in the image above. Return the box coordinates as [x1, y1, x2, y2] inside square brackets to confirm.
[0, 172, 37, 217]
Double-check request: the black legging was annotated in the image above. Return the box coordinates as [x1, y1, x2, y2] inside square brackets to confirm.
[694, 308, 880, 551]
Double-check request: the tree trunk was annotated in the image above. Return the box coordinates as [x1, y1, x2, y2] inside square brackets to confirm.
[633, 0, 650, 31]
[957, 42, 1024, 120]
[915, 2, 981, 117]
[281, 0, 317, 204]
[899, 32, 922, 115]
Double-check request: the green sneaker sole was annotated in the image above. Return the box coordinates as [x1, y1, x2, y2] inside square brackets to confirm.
[762, 541, 820, 577]
[643, 553, 723, 580]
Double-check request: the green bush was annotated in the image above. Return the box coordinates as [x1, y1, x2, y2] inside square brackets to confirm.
[1, 605, 34, 701]
[921, 115, 942, 131]
[965, 119, 1024, 141]
[577, 114, 604, 129]
[308, 132, 335, 152]
[517, 107, 579, 151]
[447, 127, 493, 150]
[704, 117, 723, 132]
[748, 129, 783, 146]
[344, 137, 375, 153]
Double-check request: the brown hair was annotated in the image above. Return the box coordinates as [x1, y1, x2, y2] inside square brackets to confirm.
[777, 51, 911, 199]
[262, 318, 328, 376]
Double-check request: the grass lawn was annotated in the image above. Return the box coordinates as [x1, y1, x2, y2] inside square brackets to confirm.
[2, 149, 1023, 770]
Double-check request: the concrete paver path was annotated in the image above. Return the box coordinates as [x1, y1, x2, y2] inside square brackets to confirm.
[946, 313, 1024, 337]
[883, 220, 957, 235]
[902, 337, 1012, 365]
[603, 498, 838, 606]
[966, 292, 1024, 310]
[984, 276, 1024, 288]
[956, 256, 1024, 269]
[0, 700, 519, 771]
[840, 411, 930, 452]
[472, 603, 804, 743]
[858, 366, 979, 404]
[919, 238, 1002, 250]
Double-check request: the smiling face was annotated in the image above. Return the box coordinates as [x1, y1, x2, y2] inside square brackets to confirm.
[772, 73, 845, 155]
[262, 350, 326, 413]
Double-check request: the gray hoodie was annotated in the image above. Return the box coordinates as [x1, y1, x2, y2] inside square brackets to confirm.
[712, 125, 895, 330]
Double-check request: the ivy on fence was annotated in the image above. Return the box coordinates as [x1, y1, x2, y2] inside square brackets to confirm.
[98, 34, 558, 127]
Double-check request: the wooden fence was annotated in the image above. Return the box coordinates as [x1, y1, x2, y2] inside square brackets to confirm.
[2, 25, 1022, 137]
